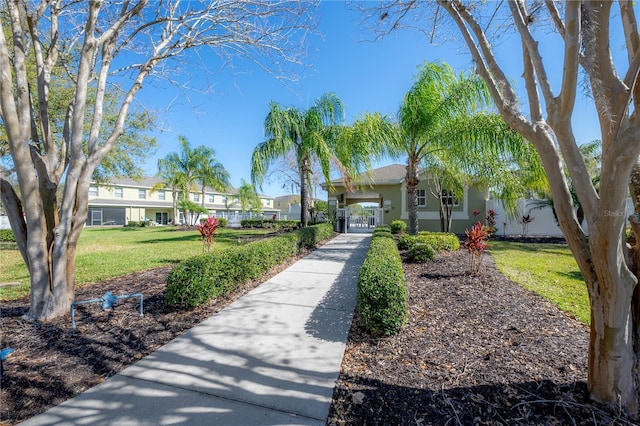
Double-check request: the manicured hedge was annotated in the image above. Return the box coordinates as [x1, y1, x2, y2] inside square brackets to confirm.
[397, 231, 460, 252]
[165, 223, 334, 309]
[417, 231, 461, 251]
[0, 229, 15, 242]
[240, 218, 300, 231]
[357, 228, 408, 336]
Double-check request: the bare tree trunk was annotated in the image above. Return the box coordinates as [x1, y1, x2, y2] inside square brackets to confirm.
[406, 158, 420, 235]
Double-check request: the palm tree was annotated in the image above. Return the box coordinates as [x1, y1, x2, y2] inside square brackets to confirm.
[237, 179, 262, 213]
[194, 146, 230, 208]
[346, 62, 541, 234]
[251, 93, 345, 227]
[154, 135, 230, 225]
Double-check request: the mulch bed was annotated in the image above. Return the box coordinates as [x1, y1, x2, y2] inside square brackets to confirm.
[328, 250, 635, 425]
[1, 242, 635, 425]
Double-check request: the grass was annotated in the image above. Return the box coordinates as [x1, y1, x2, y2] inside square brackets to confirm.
[489, 241, 590, 325]
[0, 226, 271, 301]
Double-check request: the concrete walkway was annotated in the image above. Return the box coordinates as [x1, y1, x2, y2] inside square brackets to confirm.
[22, 233, 371, 426]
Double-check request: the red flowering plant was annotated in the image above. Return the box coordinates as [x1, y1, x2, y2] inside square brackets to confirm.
[464, 221, 491, 274]
[197, 216, 220, 252]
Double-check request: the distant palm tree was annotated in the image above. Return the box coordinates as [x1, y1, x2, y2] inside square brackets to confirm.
[194, 146, 230, 208]
[345, 62, 541, 234]
[251, 93, 345, 227]
[237, 179, 262, 213]
[154, 136, 230, 225]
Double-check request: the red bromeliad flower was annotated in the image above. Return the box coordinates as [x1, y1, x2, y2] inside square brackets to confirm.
[197, 217, 220, 252]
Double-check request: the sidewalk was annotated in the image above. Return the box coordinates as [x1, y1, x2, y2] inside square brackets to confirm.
[21, 233, 371, 426]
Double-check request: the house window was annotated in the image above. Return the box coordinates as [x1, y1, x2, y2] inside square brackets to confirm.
[138, 189, 146, 199]
[416, 189, 426, 207]
[89, 185, 99, 197]
[208, 194, 215, 203]
[193, 193, 199, 202]
[114, 187, 123, 198]
[441, 190, 459, 206]
[158, 190, 165, 201]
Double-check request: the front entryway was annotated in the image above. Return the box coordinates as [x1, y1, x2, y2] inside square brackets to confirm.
[336, 207, 383, 233]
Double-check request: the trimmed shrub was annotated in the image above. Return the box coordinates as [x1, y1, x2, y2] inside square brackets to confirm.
[298, 222, 334, 248]
[241, 218, 299, 231]
[372, 227, 394, 239]
[217, 217, 228, 228]
[165, 223, 333, 310]
[0, 229, 16, 242]
[389, 220, 407, 235]
[406, 243, 436, 263]
[416, 231, 460, 251]
[357, 232, 408, 336]
[397, 234, 414, 250]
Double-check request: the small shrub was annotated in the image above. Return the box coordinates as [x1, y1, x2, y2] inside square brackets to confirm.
[217, 217, 228, 228]
[357, 233, 408, 336]
[127, 221, 141, 227]
[397, 234, 415, 250]
[465, 221, 491, 274]
[0, 229, 16, 242]
[406, 243, 435, 263]
[416, 231, 460, 251]
[389, 220, 407, 234]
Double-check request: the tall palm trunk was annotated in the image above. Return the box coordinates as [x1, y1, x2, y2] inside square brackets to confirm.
[406, 157, 420, 235]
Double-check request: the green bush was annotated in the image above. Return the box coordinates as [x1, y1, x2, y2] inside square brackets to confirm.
[241, 218, 299, 231]
[0, 229, 16, 242]
[389, 220, 407, 235]
[217, 217, 228, 228]
[357, 232, 408, 336]
[398, 232, 460, 252]
[416, 231, 460, 251]
[127, 221, 142, 227]
[397, 234, 414, 250]
[165, 223, 333, 309]
[372, 227, 394, 239]
[298, 222, 334, 248]
[406, 243, 435, 263]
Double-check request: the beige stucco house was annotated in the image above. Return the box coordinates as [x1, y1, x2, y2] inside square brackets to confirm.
[322, 164, 489, 234]
[87, 177, 278, 226]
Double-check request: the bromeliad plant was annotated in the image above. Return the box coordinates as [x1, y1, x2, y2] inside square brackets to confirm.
[465, 221, 491, 274]
[197, 217, 220, 252]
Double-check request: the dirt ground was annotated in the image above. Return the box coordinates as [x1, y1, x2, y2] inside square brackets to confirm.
[1, 243, 635, 425]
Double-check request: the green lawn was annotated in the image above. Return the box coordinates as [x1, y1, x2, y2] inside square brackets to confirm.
[0, 226, 270, 301]
[489, 241, 590, 324]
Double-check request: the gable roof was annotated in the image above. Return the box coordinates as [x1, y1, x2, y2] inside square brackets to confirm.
[324, 164, 410, 188]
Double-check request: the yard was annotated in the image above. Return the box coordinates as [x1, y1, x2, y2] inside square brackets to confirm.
[2, 233, 624, 424]
[0, 226, 271, 301]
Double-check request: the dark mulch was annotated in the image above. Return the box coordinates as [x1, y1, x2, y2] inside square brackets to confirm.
[0, 248, 312, 425]
[328, 250, 634, 425]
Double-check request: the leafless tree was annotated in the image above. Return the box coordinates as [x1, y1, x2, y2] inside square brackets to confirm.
[357, 0, 640, 417]
[0, 0, 318, 321]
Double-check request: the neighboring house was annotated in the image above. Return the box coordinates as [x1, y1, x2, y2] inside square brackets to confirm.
[87, 177, 278, 226]
[322, 164, 488, 234]
[274, 194, 300, 220]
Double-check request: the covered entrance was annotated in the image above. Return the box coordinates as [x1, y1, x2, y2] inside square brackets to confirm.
[336, 207, 383, 233]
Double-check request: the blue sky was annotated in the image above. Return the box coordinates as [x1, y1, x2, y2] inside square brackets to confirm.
[135, 1, 611, 198]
